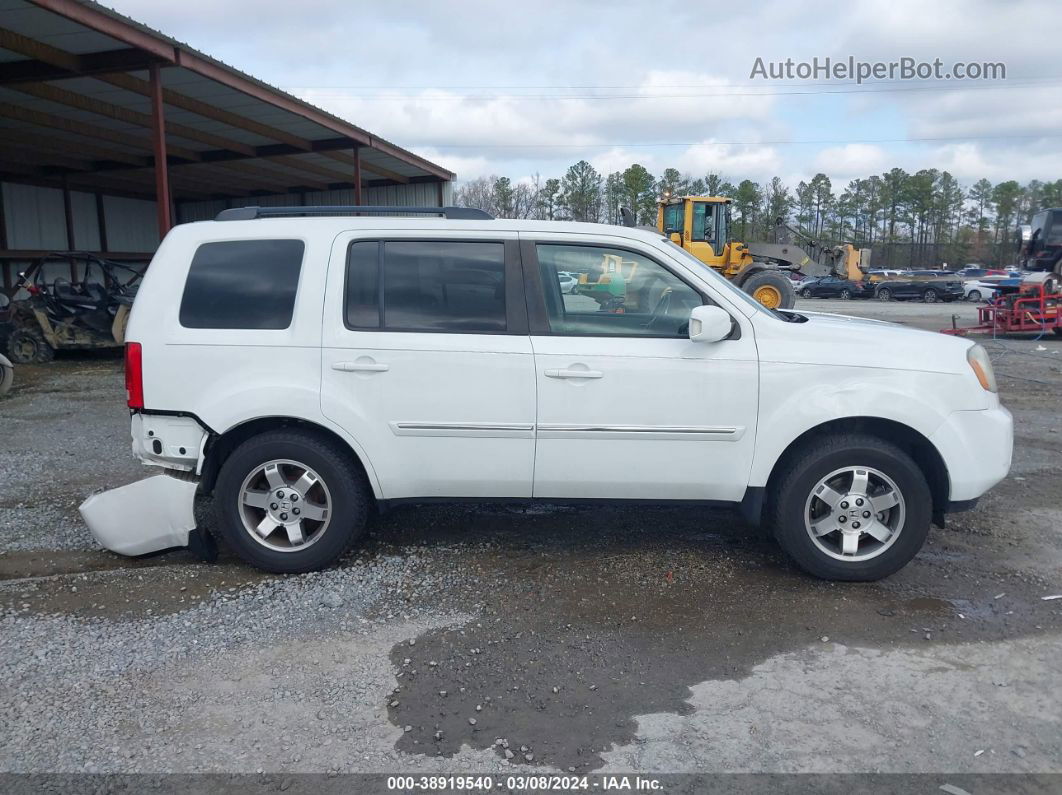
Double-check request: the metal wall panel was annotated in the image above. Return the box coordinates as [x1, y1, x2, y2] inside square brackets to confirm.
[70, 191, 101, 251]
[102, 195, 159, 252]
[2, 182, 68, 250]
[175, 182, 449, 222]
[176, 199, 228, 223]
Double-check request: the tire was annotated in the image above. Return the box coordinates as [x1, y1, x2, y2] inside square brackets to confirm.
[967, 290, 981, 302]
[876, 287, 892, 302]
[839, 289, 852, 300]
[0, 358, 12, 396]
[801, 288, 813, 299]
[766, 433, 932, 581]
[6, 325, 53, 364]
[214, 429, 369, 573]
[743, 270, 797, 310]
[923, 289, 938, 303]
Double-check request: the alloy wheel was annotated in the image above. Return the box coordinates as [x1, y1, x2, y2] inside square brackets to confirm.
[238, 458, 332, 552]
[804, 466, 906, 562]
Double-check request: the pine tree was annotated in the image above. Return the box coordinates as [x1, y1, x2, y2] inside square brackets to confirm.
[560, 161, 603, 223]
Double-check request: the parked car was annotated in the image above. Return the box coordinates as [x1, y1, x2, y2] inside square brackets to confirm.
[797, 276, 871, 300]
[556, 272, 577, 294]
[80, 205, 1012, 582]
[963, 279, 1000, 303]
[874, 275, 963, 303]
[864, 269, 905, 282]
[956, 266, 1006, 279]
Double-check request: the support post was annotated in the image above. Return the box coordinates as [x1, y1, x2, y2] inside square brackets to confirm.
[0, 179, 7, 251]
[95, 192, 108, 252]
[62, 174, 76, 279]
[149, 63, 172, 238]
[352, 144, 362, 205]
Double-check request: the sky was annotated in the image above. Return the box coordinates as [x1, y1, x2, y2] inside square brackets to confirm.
[106, 0, 1062, 189]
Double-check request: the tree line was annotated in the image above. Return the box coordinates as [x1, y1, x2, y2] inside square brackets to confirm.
[454, 162, 1062, 268]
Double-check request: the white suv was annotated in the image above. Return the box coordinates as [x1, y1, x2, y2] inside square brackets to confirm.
[81, 206, 1013, 581]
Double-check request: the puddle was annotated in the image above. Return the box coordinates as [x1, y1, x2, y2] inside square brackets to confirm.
[380, 508, 1062, 771]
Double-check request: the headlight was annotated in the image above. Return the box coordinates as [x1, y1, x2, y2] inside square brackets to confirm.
[967, 344, 997, 393]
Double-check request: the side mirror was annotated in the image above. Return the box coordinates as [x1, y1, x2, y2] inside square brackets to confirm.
[669, 232, 681, 245]
[688, 305, 733, 343]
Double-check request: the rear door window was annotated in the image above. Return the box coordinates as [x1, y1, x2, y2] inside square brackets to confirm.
[179, 239, 304, 329]
[344, 240, 507, 332]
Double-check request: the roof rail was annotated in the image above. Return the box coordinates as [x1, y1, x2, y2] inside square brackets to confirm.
[215, 205, 493, 221]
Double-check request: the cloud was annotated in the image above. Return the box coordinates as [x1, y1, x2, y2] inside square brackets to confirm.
[103, 0, 1061, 189]
[813, 144, 888, 180]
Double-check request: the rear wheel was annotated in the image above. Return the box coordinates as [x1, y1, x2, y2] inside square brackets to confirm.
[767, 434, 931, 581]
[923, 288, 939, 303]
[743, 270, 796, 310]
[876, 287, 892, 302]
[214, 430, 369, 573]
[6, 326, 53, 364]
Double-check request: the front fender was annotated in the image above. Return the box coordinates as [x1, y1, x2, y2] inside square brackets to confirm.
[747, 363, 970, 487]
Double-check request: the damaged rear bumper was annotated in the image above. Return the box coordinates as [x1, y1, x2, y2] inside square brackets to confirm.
[79, 473, 198, 556]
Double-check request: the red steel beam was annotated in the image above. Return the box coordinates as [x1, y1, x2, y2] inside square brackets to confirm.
[149, 64, 172, 238]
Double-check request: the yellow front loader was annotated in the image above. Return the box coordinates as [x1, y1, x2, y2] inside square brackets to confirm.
[636, 196, 870, 310]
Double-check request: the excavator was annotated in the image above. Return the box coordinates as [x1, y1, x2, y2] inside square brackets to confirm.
[621, 195, 870, 310]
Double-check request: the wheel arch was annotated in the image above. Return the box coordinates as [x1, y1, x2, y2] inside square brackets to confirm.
[733, 261, 771, 285]
[199, 415, 382, 500]
[750, 416, 949, 526]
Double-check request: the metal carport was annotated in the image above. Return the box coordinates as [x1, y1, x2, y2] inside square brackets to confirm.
[0, 0, 455, 291]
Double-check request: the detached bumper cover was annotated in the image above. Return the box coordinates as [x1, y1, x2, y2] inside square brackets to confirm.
[80, 474, 198, 556]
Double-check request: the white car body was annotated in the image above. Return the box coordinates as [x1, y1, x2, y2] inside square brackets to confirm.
[84, 212, 1013, 580]
[963, 279, 999, 302]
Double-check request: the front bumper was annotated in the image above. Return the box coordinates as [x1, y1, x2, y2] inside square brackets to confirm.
[79, 474, 198, 556]
[930, 405, 1014, 502]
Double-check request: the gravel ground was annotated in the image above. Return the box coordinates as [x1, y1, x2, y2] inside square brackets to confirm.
[1, 300, 1060, 776]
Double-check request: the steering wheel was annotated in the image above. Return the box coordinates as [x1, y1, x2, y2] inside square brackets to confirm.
[643, 287, 674, 331]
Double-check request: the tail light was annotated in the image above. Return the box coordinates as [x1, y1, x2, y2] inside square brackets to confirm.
[125, 342, 144, 410]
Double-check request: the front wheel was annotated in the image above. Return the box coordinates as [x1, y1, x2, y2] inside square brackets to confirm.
[743, 270, 797, 310]
[839, 289, 852, 300]
[876, 287, 892, 301]
[766, 434, 931, 581]
[801, 288, 813, 299]
[967, 290, 982, 302]
[214, 430, 369, 573]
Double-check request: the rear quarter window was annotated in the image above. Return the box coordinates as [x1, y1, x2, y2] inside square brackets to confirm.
[179, 239, 304, 329]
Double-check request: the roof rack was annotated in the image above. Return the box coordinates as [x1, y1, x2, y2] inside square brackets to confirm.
[215, 205, 494, 221]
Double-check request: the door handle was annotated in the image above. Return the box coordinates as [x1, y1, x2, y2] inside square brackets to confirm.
[544, 368, 603, 379]
[332, 361, 389, 372]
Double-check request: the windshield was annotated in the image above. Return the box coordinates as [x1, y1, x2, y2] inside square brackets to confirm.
[661, 239, 782, 319]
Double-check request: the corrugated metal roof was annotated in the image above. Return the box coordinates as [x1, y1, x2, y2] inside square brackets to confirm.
[0, 0, 453, 205]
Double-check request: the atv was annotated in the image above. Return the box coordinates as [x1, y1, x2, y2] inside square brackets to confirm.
[0, 252, 142, 364]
